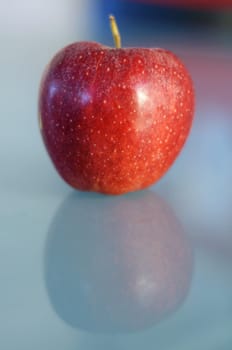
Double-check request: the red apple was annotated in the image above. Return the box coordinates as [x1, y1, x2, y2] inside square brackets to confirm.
[39, 17, 194, 195]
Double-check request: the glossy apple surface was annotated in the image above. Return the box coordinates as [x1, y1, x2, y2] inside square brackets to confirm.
[45, 191, 193, 333]
[39, 42, 194, 194]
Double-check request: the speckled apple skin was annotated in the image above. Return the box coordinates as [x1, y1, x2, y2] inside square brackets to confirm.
[39, 42, 194, 195]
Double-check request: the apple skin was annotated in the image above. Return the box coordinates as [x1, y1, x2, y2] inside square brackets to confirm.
[39, 42, 194, 194]
[44, 191, 193, 333]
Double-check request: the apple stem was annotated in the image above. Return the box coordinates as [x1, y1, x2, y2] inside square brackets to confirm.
[109, 15, 121, 49]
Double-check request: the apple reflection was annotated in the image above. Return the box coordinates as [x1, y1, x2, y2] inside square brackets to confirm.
[44, 190, 193, 333]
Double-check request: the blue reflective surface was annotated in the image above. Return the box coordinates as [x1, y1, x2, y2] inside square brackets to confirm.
[45, 191, 193, 333]
[1, 1, 232, 349]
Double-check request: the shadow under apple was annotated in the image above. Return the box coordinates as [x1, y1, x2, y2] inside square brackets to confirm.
[44, 190, 193, 333]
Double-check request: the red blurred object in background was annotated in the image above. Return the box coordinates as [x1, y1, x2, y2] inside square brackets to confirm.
[129, 0, 232, 9]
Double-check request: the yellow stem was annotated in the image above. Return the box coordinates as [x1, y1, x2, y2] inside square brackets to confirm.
[109, 15, 121, 49]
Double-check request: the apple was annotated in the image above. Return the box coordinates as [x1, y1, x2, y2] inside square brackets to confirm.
[39, 16, 194, 195]
[45, 190, 193, 332]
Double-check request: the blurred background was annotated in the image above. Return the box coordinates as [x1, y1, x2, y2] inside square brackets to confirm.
[0, 1, 232, 349]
